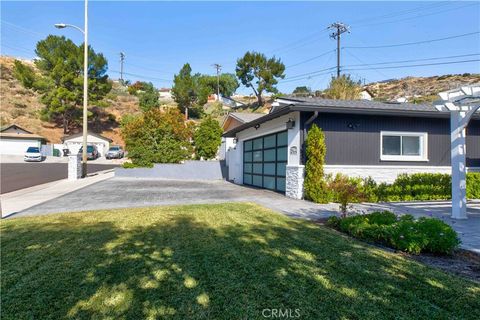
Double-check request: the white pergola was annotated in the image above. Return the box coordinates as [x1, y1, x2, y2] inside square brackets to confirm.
[435, 86, 480, 219]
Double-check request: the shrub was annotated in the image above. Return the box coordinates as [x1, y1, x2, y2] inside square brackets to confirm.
[304, 124, 330, 203]
[467, 172, 480, 199]
[416, 218, 461, 254]
[326, 216, 340, 229]
[121, 108, 193, 167]
[193, 116, 223, 160]
[328, 174, 366, 217]
[329, 211, 460, 255]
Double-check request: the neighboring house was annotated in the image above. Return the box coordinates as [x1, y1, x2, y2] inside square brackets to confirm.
[223, 97, 480, 199]
[360, 89, 374, 100]
[0, 124, 46, 155]
[158, 88, 172, 99]
[219, 112, 264, 160]
[62, 132, 113, 157]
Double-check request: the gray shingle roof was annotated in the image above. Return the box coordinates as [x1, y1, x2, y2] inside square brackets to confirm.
[278, 96, 437, 112]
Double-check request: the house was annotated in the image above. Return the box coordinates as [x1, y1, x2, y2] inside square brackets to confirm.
[223, 97, 480, 199]
[158, 88, 172, 99]
[219, 112, 264, 160]
[62, 131, 113, 157]
[360, 88, 374, 100]
[0, 124, 46, 155]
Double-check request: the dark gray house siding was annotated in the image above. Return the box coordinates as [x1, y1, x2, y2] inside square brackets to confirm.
[302, 112, 480, 167]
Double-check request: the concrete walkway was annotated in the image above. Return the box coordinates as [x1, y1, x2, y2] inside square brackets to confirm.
[4, 177, 480, 253]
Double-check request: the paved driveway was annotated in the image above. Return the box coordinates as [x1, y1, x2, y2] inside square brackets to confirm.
[11, 178, 339, 219]
[9, 178, 480, 252]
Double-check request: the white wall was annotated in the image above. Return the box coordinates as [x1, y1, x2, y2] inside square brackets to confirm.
[0, 139, 40, 155]
[324, 165, 480, 184]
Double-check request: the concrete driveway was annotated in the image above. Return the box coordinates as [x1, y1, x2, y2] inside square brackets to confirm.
[7, 178, 480, 253]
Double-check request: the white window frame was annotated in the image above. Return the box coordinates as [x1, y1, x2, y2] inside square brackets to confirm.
[380, 131, 428, 162]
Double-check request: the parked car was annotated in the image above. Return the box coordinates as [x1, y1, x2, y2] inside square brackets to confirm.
[24, 146, 43, 162]
[78, 145, 99, 160]
[105, 145, 124, 159]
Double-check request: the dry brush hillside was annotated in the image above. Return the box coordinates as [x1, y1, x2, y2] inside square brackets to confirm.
[364, 74, 480, 103]
[0, 56, 141, 145]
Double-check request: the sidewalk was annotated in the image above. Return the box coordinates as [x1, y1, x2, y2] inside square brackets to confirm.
[0, 170, 114, 218]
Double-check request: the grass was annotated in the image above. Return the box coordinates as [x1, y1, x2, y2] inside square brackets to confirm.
[1, 203, 479, 320]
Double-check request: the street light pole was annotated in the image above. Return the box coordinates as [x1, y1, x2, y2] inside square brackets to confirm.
[82, 0, 88, 177]
[55, 0, 88, 178]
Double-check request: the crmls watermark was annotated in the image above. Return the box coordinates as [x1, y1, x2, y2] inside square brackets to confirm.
[262, 308, 301, 318]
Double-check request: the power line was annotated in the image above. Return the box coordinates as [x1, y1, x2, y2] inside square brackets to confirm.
[349, 1, 452, 26]
[345, 53, 480, 67]
[344, 31, 480, 49]
[267, 28, 329, 55]
[354, 2, 478, 28]
[286, 49, 335, 69]
[280, 70, 336, 84]
[283, 66, 337, 80]
[343, 59, 480, 71]
[109, 70, 171, 82]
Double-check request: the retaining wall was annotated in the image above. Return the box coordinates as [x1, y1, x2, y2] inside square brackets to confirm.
[115, 160, 228, 180]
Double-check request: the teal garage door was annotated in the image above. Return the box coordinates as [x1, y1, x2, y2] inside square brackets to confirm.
[243, 131, 288, 193]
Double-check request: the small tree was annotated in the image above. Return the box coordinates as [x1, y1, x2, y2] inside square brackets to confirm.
[235, 51, 285, 106]
[194, 117, 223, 160]
[197, 73, 239, 97]
[13, 35, 111, 134]
[172, 63, 208, 119]
[324, 74, 361, 100]
[292, 86, 311, 97]
[138, 83, 160, 112]
[13, 60, 36, 88]
[121, 108, 193, 167]
[329, 174, 366, 217]
[304, 124, 330, 203]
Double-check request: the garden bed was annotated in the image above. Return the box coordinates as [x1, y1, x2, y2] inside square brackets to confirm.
[316, 217, 480, 283]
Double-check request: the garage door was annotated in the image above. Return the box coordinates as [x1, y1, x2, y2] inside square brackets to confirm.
[0, 139, 40, 155]
[243, 131, 288, 193]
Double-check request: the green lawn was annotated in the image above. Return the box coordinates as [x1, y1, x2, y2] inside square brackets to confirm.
[1, 203, 479, 320]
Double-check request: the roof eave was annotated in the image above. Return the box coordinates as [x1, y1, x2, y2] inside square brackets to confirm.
[222, 106, 292, 137]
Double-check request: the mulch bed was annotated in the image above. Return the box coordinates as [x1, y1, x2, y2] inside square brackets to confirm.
[315, 217, 480, 283]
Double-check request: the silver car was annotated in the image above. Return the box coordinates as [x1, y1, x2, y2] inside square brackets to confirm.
[106, 145, 124, 159]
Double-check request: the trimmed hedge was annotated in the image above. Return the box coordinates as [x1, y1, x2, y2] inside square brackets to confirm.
[327, 211, 460, 255]
[320, 172, 480, 205]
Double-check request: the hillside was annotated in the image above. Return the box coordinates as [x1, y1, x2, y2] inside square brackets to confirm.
[364, 74, 480, 103]
[0, 56, 141, 145]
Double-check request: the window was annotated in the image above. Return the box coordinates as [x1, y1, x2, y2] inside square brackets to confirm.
[380, 131, 428, 161]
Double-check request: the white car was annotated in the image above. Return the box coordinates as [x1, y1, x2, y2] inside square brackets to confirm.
[24, 146, 43, 162]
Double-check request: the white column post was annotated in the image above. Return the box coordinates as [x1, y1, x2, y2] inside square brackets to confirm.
[450, 111, 467, 219]
[286, 112, 304, 199]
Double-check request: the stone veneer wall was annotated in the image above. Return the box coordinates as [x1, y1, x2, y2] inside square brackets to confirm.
[286, 165, 305, 199]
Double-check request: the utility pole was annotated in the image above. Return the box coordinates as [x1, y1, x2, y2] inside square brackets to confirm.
[120, 52, 125, 84]
[328, 22, 349, 78]
[212, 63, 222, 101]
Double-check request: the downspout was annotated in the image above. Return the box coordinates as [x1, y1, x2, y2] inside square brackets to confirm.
[302, 111, 319, 164]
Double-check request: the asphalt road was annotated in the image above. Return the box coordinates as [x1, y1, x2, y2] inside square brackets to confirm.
[0, 162, 118, 194]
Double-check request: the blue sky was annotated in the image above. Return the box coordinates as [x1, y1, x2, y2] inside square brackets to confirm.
[1, 1, 479, 95]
